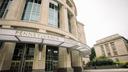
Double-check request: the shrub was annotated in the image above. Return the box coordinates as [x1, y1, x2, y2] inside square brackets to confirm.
[121, 62, 128, 68]
[86, 56, 115, 66]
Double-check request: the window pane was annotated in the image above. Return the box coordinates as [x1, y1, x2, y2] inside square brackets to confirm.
[22, 0, 41, 21]
[48, 2, 59, 28]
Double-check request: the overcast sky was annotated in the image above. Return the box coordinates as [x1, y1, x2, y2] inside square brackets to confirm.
[74, 0, 128, 47]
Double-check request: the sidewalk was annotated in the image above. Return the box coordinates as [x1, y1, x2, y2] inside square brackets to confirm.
[84, 69, 128, 72]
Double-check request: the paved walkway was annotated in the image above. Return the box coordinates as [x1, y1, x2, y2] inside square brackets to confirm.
[84, 69, 128, 72]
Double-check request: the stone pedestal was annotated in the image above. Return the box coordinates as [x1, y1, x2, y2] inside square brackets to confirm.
[57, 48, 73, 72]
[0, 42, 16, 71]
[71, 50, 83, 72]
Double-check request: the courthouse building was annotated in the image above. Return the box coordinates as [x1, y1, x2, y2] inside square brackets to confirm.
[94, 34, 128, 62]
[0, 0, 90, 72]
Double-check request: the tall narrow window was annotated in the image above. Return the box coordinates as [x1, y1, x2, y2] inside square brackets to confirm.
[48, 1, 59, 28]
[110, 42, 118, 55]
[105, 43, 111, 56]
[10, 43, 35, 72]
[68, 13, 72, 33]
[45, 46, 58, 72]
[0, 0, 12, 18]
[22, 0, 41, 21]
[100, 45, 105, 56]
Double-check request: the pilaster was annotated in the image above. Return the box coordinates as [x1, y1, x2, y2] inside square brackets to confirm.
[32, 44, 46, 72]
[59, 5, 69, 32]
[70, 16, 78, 38]
[5, 0, 26, 20]
[40, 0, 49, 25]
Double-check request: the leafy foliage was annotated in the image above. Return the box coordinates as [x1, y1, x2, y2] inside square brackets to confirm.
[87, 56, 115, 66]
[89, 48, 96, 61]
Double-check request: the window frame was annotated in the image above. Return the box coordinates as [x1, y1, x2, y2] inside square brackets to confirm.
[48, 1, 59, 28]
[22, 0, 41, 22]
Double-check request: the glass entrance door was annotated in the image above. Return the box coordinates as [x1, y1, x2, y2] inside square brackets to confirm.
[45, 46, 59, 72]
[10, 43, 35, 72]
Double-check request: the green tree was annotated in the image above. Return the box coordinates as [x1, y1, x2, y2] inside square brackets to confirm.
[89, 47, 96, 61]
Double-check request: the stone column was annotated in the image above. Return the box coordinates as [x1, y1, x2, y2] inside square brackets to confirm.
[0, 42, 16, 71]
[5, 0, 26, 20]
[70, 16, 78, 37]
[32, 44, 46, 72]
[59, 5, 69, 32]
[40, 0, 49, 25]
[57, 47, 73, 72]
[71, 50, 83, 72]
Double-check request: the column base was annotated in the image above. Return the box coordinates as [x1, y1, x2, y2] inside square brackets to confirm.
[57, 67, 73, 72]
[73, 66, 83, 72]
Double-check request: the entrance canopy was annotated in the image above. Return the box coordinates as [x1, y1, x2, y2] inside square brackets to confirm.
[0, 28, 91, 57]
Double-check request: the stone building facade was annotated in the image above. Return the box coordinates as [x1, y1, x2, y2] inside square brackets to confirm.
[0, 0, 90, 72]
[94, 34, 128, 62]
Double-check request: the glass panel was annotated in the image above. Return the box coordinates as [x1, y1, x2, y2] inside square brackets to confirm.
[48, 2, 59, 28]
[10, 43, 35, 72]
[45, 46, 58, 72]
[22, 0, 41, 21]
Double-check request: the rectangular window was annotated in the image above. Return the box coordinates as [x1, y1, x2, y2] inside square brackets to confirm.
[0, 0, 12, 18]
[22, 0, 41, 21]
[110, 42, 118, 55]
[100, 45, 105, 56]
[68, 13, 72, 33]
[45, 46, 58, 71]
[48, 2, 59, 28]
[105, 43, 111, 56]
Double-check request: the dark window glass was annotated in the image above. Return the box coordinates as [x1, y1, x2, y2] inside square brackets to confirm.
[11, 43, 35, 72]
[68, 13, 72, 33]
[0, 41, 3, 49]
[45, 46, 58, 71]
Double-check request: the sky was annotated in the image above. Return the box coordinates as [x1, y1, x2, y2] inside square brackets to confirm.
[74, 0, 128, 47]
